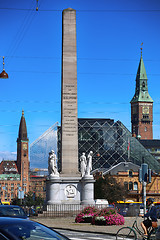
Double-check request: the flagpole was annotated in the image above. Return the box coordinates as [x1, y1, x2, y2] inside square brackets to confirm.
[127, 137, 130, 161]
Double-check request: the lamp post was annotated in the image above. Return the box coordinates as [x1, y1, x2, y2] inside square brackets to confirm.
[0, 56, 9, 79]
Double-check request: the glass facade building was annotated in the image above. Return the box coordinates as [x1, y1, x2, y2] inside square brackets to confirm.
[58, 118, 160, 173]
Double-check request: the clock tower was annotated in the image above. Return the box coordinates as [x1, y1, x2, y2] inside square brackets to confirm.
[17, 110, 29, 193]
[130, 51, 153, 139]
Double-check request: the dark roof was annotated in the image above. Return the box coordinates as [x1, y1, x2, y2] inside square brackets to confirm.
[103, 162, 140, 175]
[0, 160, 18, 174]
[139, 139, 160, 148]
[17, 110, 28, 142]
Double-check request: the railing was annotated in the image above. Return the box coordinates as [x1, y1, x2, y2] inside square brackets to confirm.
[31, 203, 142, 218]
[35, 204, 109, 218]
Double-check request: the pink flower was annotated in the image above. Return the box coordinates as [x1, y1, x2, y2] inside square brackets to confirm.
[75, 207, 125, 225]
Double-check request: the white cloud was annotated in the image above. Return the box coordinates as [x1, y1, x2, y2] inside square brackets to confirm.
[0, 151, 17, 162]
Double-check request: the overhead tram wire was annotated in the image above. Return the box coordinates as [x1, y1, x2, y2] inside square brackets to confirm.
[1, 99, 160, 105]
[5, 0, 41, 66]
[0, 109, 160, 115]
[1, 8, 160, 12]
[6, 1, 36, 65]
[6, 69, 160, 76]
[5, 55, 160, 62]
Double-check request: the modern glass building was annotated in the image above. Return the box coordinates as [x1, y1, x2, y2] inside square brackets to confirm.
[58, 118, 160, 173]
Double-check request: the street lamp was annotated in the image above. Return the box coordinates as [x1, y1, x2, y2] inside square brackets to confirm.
[0, 56, 9, 79]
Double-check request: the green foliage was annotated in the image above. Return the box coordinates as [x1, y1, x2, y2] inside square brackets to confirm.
[35, 195, 44, 207]
[94, 175, 128, 203]
[11, 197, 21, 206]
[25, 191, 35, 207]
[11, 192, 44, 207]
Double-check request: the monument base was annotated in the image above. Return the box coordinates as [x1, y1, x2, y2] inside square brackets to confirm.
[46, 175, 95, 205]
[81, 175, 95, 205]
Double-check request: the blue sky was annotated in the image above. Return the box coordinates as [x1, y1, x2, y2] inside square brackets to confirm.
[0, 0, 160, 165]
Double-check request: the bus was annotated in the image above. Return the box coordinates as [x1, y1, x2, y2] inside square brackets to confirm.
[1, 201, 10, 205]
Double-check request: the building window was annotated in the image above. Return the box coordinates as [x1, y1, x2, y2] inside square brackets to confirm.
[133, 182, 138, 191]
[5, 184, 8, 191]
[129, 182, 133, 190]
[124, 182, 128, 191]
[129, 170, 133, 177]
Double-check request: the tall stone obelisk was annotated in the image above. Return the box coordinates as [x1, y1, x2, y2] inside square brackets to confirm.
[46, 8, 95, 205]
[61, 8, 79, 176]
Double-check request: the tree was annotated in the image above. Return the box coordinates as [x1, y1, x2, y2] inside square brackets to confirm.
[94, 174, 128, 203]
[11, 192, 44, 208]
[25, 191, 35, 207]
[11, 197, 21, 206]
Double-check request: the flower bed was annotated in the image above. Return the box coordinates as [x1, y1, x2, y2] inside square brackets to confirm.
[75, 206, 125, 226]
[92, 208, 125, 226]
[75, 206, 98, 223]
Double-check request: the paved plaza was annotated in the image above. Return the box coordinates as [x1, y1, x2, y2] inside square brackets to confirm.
[31, 216, 160, 235]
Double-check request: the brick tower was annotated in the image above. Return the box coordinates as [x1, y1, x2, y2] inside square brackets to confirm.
[16, 110, 29, 193]
[130, 51, 153, 140]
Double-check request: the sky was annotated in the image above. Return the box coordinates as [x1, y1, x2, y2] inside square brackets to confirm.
[0, 0, 160, 166]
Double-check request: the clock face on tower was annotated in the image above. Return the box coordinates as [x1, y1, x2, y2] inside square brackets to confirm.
[142, 106, 149, 114]
[23, 143, 27, 150]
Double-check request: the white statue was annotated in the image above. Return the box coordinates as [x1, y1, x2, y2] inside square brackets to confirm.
[86, 151, 93, 176]
[48, 150, 59, 176]
[80, 152, 87, 177]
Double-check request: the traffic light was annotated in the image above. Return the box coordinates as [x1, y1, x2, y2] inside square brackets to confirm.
[148, 169, 152, 183]
[139, 168, 142, 183]
[139, 163, 151, 183]
[142, 163, 148, 182]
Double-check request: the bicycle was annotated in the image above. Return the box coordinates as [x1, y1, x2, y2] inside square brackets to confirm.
[116, 217, 158, 240]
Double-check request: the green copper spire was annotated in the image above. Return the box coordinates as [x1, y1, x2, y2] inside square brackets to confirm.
[130, 53, 153, 103]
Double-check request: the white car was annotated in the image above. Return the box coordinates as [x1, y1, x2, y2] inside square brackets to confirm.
[95, 199, 109, 208]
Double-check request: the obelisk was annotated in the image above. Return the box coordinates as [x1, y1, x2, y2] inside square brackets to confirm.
[61, 8, 79, 176]
[46, 8, 95, 205]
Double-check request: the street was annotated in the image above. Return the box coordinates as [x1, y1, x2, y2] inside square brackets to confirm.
[56, 229, 116, 240]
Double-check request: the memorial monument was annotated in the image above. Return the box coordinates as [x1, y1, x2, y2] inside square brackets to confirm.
[46, 8, 95, 205]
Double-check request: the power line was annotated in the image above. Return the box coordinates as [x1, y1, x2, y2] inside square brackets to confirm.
[1, 99, 160, 105]
[5, 55, 160, 62]
[7, 70, 160, 76]
[6, 0, 38, 66]
[0, 109, 160, 114]
[77, 9, 160, 12]
[1, 8, 160, 12]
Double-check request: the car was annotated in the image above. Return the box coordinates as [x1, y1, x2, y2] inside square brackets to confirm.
[0, 205, 28, 219]
[0, 217, 70, 240]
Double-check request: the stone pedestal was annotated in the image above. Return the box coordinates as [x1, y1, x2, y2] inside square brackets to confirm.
[46, 175, 95, 205]
[46, 176, 61, 204]
[47, 176, 81, 204]
[81, 175, 95, 205]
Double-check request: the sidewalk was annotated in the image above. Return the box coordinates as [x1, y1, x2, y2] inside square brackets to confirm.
[31, 216, 158, 235]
